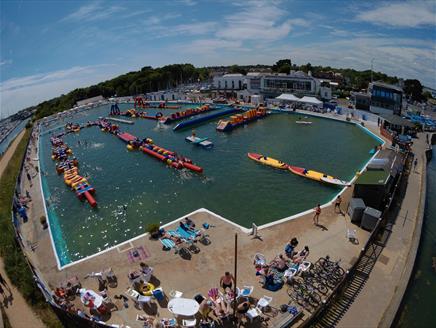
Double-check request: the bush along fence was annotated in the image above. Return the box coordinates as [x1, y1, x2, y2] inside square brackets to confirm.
[9, 125, 112, 328]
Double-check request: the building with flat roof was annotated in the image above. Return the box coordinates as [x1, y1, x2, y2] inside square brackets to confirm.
[213, 71, 328, 103]
[75, 95, 105, 107]
[369, 81, 404, 116]
[351, 91, 371, 110]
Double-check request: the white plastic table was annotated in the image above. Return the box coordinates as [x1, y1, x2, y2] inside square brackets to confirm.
[80, 289, 103, 309]
[168, 298, 200, 316]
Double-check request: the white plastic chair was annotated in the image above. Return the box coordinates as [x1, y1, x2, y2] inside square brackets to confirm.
[257, 296, 272, 312]
[169, 290, 183, 298]
[125, 288, 140, 301]
[238, 286, 253, 298]
[284, 268, 298, 282]
[182, 318, 197, 327]
[298, 261, 311, 273]
[246, 307, 262, 322]
[253, 253, 266, 266]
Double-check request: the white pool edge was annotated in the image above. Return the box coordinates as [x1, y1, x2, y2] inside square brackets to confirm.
[38, 112, 385, 270]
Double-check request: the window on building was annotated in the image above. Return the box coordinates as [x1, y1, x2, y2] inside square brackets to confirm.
[232, 80, 235, 89]
[225, 81, 228, 89]
[238, 80, 242, 89]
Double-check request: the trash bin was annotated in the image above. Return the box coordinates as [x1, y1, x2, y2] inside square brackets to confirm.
[348, 198, 366, 223]
[361, 207, 382, 231]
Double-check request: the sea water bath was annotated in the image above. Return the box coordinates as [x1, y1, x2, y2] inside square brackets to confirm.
[38, 103, 379, 267]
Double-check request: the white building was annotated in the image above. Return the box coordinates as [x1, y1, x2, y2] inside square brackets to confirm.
[213, 73, 245, 91]
[146, 90, 187, 101]
[213, 71, 330, 104]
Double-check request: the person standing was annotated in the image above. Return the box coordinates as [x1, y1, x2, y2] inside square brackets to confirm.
[334, 195, 343, 215]
[313, 204, 321, 225]
[414, 158, 418, 172]
[220, 272, 235, 291]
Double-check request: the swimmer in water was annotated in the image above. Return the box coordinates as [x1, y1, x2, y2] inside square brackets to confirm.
[123, 204, 127, 214]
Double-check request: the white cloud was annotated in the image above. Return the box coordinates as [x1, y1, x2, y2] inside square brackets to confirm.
[284, 36, 436, 87]
[0, 59, 12, 66]
[149, 21, 217, 38]
[180, 38, 243, 54]
[356, 2, 436, 28]
[0, 65, 123, 118]
[179, 0, 197, 6]
[216, 1, 295, 41]
[61, 1, 124, 22]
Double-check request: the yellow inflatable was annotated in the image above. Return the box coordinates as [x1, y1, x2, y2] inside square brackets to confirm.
[142, 283, 155, 296]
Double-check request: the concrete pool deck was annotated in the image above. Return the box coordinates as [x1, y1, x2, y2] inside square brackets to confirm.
[16, 115, 377, 327]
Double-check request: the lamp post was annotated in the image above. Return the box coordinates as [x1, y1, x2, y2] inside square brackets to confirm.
[371, 58, 375, 83]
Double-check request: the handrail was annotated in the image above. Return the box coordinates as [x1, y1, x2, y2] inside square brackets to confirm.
[296, 151, 411, 328]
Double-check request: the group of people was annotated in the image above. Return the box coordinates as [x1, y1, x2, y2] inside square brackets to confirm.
[312, 195, 344, 226]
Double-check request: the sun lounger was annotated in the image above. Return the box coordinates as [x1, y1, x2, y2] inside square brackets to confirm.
[160, 238, 176, 250]
[159, 236, 191, 259]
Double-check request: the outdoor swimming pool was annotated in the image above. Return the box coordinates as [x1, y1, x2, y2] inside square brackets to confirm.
[39, 104, 380, 267]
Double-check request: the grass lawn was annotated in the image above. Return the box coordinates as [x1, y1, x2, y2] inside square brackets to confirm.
[0, 128, 61, 328]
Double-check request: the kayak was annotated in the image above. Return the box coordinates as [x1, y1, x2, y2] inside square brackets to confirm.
[288, 165, 348, 186]
[247, 153, 288, 169]
[320, 176, 349, 187]
[296, 121, 312, 125]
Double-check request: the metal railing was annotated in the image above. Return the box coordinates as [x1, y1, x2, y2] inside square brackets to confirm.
[293, 152, 411, 328]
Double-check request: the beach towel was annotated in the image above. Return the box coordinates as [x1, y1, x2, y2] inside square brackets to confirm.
[127, 246, 149, 264]
[138, 246, 151, 260]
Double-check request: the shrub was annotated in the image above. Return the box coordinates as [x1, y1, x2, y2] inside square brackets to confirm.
[146, 223, 160, 234]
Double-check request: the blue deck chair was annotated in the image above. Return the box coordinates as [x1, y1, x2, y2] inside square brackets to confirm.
[160, 238, 175, 250]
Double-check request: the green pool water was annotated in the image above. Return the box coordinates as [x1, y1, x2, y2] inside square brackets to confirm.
[39, 104, 378, 266]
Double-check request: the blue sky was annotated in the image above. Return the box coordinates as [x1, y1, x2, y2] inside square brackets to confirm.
[1, 0, 435, 118]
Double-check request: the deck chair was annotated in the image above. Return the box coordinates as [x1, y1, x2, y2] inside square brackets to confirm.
[168, 230, 200, 255]
[160, 238, 176, 250]
[253, 253, 266, 266]
[178, 225, 211, 245]
[256, 296, 272, 312]
[182, 318, 197, 327]
[125, 288, 140, 306]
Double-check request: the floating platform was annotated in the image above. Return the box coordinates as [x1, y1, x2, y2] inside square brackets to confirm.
[173, 108, 241, 131]
[162, 105, 215, 124]
[216, 108, 268, 132]
[105, 117, 134, 124]
[118, 132, 137, 143]
[185, 136, 213, 148]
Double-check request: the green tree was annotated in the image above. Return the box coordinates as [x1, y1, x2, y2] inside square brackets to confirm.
[404, 79, 424, 101]
[228, 65, 247, 75]
[272, 59, 292, 72]
[278, 64, 292, 74]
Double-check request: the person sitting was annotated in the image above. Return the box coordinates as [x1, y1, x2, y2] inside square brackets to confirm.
[199, 299, 213, 319]
[139, 262, 151, 274]
[133, 279, 145, 293]
[212, 298, 231, 318]
[293, 246, 310, 264]
[162, 232, 183, 244]
[183, 217, 196, 229]
[237, 300, 250, 315]
[127, 270, 141, 283]
[271, 254, 288, 272]
[55, 287, 66, 299]
[285, 238, 299, 258]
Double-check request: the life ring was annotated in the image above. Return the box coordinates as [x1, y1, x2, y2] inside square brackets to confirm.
[142, 282, 155, 296]
[156, 112, 163, 119]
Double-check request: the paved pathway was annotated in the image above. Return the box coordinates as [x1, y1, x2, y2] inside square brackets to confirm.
[338, 134, 428, 328]
[0, 129, 45, 328]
